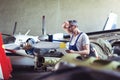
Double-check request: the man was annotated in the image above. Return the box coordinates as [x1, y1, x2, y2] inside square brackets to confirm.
[62, 20, 90, 57]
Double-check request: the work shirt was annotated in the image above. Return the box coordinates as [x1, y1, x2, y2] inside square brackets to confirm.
[69, 32, 90, 51]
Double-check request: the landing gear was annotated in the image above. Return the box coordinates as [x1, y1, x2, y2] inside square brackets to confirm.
[34, 54, 46, 71]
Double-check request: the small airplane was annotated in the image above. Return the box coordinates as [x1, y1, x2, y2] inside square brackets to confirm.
[2, 17, 67, 70]
[3, 23, 67, 56]
[2, 29, 65, 70]
[1, 16, 67, 70]
[3, 17, 69, 56]
[3, 30, 65, 70]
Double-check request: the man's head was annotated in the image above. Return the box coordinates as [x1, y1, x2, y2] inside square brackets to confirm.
[62, 20, 79, 34]
[68, 20, 78, 27]
[67, 20, 78, 33]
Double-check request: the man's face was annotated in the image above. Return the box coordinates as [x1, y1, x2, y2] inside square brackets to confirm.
[67, 25, 76, 33]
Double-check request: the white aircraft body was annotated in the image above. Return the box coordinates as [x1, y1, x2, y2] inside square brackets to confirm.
[4, 29, 40, 54]
[14, 32, 39, 45]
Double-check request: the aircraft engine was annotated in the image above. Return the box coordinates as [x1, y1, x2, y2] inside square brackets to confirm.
[20, 38, 36, 55]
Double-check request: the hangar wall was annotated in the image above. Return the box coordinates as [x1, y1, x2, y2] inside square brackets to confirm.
[0, 0, 120, 35]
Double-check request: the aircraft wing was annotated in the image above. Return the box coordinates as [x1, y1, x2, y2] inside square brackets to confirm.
[32, 41, 61, 49]
[4, 43, 20, 53]
[3, 43, 32, 57]
[4, 41, 65, 58]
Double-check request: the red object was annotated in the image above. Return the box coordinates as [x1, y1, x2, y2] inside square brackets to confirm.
[0, 33, 12, 80]
[5, 49, 16, 53]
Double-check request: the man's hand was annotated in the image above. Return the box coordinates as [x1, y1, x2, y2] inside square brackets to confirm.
[65, 49, 75, 53]
[62, 21, 69, 29]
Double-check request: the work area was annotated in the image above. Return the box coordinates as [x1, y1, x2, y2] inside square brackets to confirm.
[1, 0, 120, 80]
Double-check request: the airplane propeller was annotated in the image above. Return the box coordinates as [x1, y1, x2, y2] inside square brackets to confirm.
[21, 38, 36, 55]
